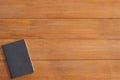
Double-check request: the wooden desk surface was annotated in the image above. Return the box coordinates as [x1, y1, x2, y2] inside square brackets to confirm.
[0, 0, 120, 80]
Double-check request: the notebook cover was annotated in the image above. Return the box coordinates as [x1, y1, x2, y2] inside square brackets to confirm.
[2, 39, 34, 78]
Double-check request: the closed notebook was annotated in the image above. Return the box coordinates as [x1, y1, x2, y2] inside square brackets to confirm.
[2, 39, 34, 78]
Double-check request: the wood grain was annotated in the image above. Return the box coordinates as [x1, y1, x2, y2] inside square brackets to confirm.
[1, 0, 120, 79]
[0, 60, 120, 80]
[1, 19, 120, 39]
[0, 39, 120, 60]
[0, 0, 120, 18]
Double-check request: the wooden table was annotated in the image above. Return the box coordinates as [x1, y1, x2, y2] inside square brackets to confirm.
[0, 0, 120, 80]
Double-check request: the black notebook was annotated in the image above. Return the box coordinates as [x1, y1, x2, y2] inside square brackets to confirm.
[2, 39, 34, 78]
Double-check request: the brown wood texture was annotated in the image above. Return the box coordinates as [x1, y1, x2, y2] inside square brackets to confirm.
[1, 60, 120, 80]
[0, 19, 120, 39]
[0, 0, 120, 18]
[0, 0, 120, 80]
[0, 39, 120, 60]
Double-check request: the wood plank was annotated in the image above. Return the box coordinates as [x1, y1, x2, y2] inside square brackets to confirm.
[0, 39, 120, 60]
[0, 60, 120, 80]
[0, 0, 120, 18]
[1, 19, 120, 39]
